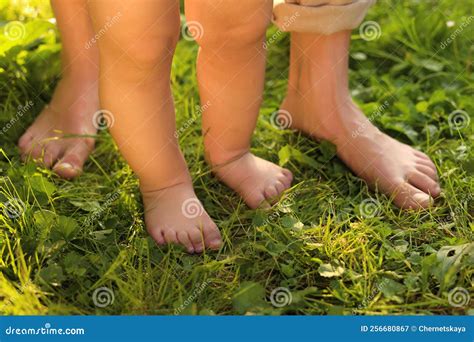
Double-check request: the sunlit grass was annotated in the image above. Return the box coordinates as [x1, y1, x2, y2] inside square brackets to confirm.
[0, 0, 472, 315]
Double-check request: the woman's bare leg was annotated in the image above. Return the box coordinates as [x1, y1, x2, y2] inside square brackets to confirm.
[18, 0, 99, 179]
[88, 0, 221, 253]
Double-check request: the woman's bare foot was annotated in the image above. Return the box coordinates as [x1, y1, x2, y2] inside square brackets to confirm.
[282, 97, 440, 209]
[18, 75, 98, 179]
[141, 182, 222, 253]
[18, 0, 100, 179]
[282, 30, 440, 210]
[211, 152, 293, 209]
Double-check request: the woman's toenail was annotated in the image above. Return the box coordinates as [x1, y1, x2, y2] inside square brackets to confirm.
[56, 162, 74, 170]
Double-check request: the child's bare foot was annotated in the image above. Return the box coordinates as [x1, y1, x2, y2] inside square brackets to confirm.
[186, 0, 289, 209]
[141, 182, 222, 253]
[211, 153, 293, 209]
[87, 0, 220, 254]
[282, 31, 440, 210]
[18, 75, 98, 179]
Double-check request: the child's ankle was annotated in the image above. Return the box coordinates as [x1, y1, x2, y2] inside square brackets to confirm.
[139, 175, 192, 194]
[204, 148, 250, 168]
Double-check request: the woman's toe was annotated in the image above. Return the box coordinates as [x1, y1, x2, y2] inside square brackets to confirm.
[18, 131, 33, 152]
[415, 154, 436, 171]
[414, 150, 431, 161]
[26, 143, 44, 161]
[53, 141, 93, 179]
[415, 163, 439, 181]
[53, 150, 86, 178]
[394, 183, 433, 210]
[43, 144, 62, 168]
[53, 160, 82, 179]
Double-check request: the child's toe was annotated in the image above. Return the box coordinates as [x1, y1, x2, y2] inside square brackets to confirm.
[188, 228, 204, 253]
[246, 193, 267, 209]
[264, 185, 279, 202]
[274, 180, 287, 195]
[177, 231, 194, 253]
[202, 222, 222, 250]
[281, 168, 293, 185]
[163, 229, 179, 244]
[148, 227, 166, 245]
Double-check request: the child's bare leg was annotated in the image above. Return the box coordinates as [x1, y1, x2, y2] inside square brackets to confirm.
[186, 0, 293, 209]
[88, 0, 221, 253]
[281, 31, 441, 209]
[18, 0, 99, 179]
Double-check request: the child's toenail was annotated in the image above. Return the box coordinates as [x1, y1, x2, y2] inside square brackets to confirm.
[210, 239, 221, 248]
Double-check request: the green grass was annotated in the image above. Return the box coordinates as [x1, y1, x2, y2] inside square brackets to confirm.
[0, 0, 473, 315]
